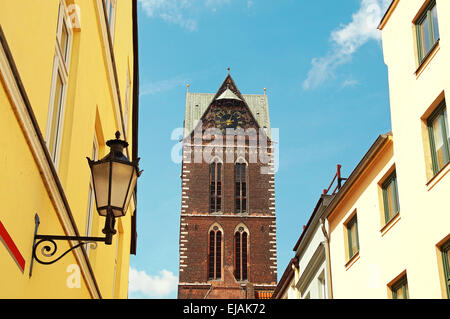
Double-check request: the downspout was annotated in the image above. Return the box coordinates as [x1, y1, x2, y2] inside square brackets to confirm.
[320, 217, 333, 299]
[291, 257, 300, 299]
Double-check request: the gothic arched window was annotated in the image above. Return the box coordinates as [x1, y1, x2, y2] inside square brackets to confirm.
[208, 225, 222, 280]
[210, 161, 222, 212]
[234, 226, 248, 281]
[235, 162, 247, 213]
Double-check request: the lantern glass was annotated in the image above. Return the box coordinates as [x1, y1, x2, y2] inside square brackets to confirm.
[123, 169, 138, 214]
[91, 161, 110, 216]
[110, 161, 135, 217]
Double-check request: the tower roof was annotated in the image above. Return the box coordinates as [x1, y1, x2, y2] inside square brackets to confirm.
[184, 74, 271, 138]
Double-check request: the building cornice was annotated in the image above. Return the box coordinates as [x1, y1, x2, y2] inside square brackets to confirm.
[325, 133, 392, 221]
[378, 0, 399, 30]
[292, 194, 333, 252]
[130, 0, 139, 256]
[181, 213, 276, 219]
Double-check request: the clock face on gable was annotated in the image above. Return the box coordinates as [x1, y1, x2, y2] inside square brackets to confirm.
[214, 109, 246, 129]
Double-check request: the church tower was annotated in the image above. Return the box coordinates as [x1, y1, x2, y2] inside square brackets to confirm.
[177, 73, 277, 299]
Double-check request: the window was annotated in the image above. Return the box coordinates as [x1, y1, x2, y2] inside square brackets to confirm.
[208, 226, 222, 280]
[103, 0, 116, 42]
[210, 162, 222, 212]
[46, 1, 72, 166]
[123, 70, 131, 136]
[48, 72, 64, 161]
[441, 240, 450, 299]
[427, 102, 449, 175]
[346, 215, 359, 260]
[382, 171, 400, 224]
[86, 135, 99, 255]
[235, 163, 247, 213]
[415, 0, 440, 63]
[234, 227, 248, 281]
[60, 19, 69, 62]
[391, 275, 409, 299]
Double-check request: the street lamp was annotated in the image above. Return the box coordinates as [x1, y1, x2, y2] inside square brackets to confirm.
[88, 131, 140, 244]
[30, 131, 141, 273]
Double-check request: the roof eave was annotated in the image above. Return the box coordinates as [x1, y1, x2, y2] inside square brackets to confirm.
[378, 0, 399, 30]
[271, 257, 298, 299]
[324, 133, 392, 220]
[292, 194, 334, 252]
[130, 0, 139, 256]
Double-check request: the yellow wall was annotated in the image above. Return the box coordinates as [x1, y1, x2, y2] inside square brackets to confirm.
[327, 141, 405, 298]
[0, 0, 137, 299]
[327, 0, 450, 299]
[380, 0, 450, 298]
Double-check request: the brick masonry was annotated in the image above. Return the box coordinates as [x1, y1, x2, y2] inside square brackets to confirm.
[178, 103, 277, 298]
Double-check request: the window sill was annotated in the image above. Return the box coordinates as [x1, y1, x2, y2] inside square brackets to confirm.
[235, 212, 249, 216]
[380, 212, 401, 237]
[415, 40, 440, 79]
[426, 161, 450, 191]
[345, 252, 360, 271]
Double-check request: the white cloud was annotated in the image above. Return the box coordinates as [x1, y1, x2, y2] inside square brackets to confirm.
[302, 0, 391, 90]
[206, 0, 231, 11]
[138, 0, 197, 31]
[138, 0, 252, 30]
[342, 79, 359, 88]
[128, 267, 178, 298]
[138, 0, 232, 30]
[140, 75, 190, 96]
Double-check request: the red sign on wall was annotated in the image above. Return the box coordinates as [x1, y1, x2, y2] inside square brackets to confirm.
[0, 220, 25, 272]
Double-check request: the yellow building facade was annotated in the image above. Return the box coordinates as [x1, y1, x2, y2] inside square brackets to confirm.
[0, 0, 139, 298]
[376, 0, 449, 298]
[328, 0, 450, 299]
[274, 0, 449, 299]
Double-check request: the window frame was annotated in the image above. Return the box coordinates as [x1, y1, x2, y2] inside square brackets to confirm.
[46, 1, 73, 168]
[208, 226, 223, 280]
[346, 214, 359, 260]
[391, 275, 409, 299]
[234, 227, 249, 282]
[85, 134, 99, 255]
[56, 1, 73, 70]
[441, 240, 450, 299]
[123, 69, 131, 136]
[103, 0, 117, 44]
[427, 102, 450, 176]
[415, 0, 440, 64]
[209, 161, 222, 213]
[235, 162, 248, 214]
[382, 171, 400, 225]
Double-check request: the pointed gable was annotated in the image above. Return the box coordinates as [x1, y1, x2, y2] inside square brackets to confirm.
[184, 74, 271, 138]
[217, 88, 242, 101]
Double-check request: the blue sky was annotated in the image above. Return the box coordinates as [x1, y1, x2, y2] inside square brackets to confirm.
[128, 0, 392, 299]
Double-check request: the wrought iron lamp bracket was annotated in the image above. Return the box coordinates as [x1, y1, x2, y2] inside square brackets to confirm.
[29, 214, 108, 277]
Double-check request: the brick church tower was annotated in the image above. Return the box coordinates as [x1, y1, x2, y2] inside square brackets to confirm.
[177, 73, 277, 299]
